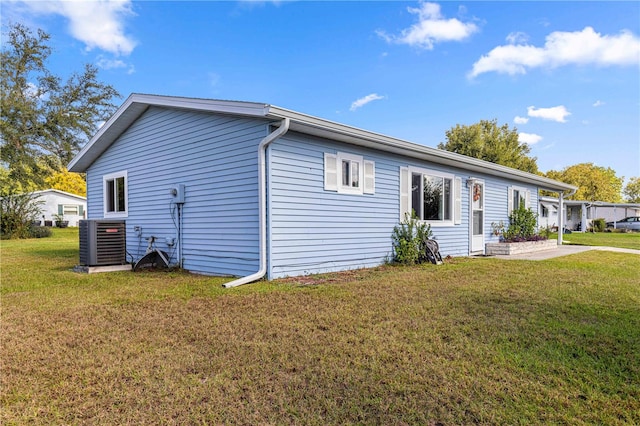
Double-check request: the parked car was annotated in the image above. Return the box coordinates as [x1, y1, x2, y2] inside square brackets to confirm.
[606, 216, 640, 231]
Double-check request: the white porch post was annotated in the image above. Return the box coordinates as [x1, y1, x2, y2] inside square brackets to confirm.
[558, 192, 564, 246]
[581, 202, 588, 232]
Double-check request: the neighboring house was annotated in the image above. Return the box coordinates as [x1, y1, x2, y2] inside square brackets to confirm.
[68, 94, 576, 285]
[539, 196, 640, 232]
[32, 189, 86, 227]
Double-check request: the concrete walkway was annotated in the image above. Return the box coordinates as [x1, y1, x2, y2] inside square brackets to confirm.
[486, 245, 640, 261]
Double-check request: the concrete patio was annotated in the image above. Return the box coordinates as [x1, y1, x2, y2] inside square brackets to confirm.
[479, 245, 640, 261]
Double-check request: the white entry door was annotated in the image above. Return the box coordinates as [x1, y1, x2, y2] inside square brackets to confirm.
[470, 181, 485, 253]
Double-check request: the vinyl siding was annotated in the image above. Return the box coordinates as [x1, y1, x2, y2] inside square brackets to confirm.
[86, 106, 266, 277]
[268, 133, 541, 278]
[86, 106, 544, 279]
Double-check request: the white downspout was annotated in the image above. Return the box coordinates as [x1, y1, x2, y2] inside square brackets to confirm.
[223, 118, 290, 288]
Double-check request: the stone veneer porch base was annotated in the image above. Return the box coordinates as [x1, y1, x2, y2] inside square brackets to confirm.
[485, 239, 558, 256]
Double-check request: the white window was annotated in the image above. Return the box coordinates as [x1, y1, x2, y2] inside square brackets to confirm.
[57, 204, 84, 217]
[508, 186, 530, 214]
[103, 171, 128, 217]
[324, 152, 374, 195]
[63, 205, 79, 215]
[400, 167, 456, 226]
[341, 154, 360, 192]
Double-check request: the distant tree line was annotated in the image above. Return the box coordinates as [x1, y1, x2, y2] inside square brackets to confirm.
[439, 119, 637, 203]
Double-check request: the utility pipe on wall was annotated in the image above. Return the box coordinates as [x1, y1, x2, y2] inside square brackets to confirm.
[223, 118, 291, 288]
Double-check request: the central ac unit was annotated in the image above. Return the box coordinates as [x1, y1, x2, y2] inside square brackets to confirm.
[79, 219, 127, 266]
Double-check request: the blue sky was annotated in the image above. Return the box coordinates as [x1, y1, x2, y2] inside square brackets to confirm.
[3, 1, 639, 182]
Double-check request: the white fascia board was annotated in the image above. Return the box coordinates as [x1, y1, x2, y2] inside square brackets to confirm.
[31, 189, 86, 201]
[131, 93, 270, 116]
[68, 94, 577, 194]
[68, 94, 271, 172]
[266, 105, 577, 193]
[68, 94, 143, 172]
[540, 197, 640, 209]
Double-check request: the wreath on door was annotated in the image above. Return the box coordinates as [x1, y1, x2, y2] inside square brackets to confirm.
[473, 183, 481, 202]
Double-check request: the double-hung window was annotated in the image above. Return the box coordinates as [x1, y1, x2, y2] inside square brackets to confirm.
[508, 186, 530, 214]
[104, 171, 128, 217]
[341, 154, 361, 192]
[401, 167, 456, 226]
[324, 152, 375, 195]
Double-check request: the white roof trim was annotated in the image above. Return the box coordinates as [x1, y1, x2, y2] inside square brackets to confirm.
[30, 189, 86, 201]
[69, 93, 577, 192]
[539, 197, 640, 209]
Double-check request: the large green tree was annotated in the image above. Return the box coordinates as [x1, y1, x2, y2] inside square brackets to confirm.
[438, 119, 539, 174]
[545, 163, 623, 202]
[1, 23, 119, 190]
[623, 177, 640, 203]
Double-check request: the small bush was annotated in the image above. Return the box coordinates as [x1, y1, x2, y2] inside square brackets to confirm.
[0, 192, 46, 239]
[391, 212, 433, 265]
[29, 225, 53, 238]
[503, 203, 538, 241]
[592, 218, 606, 233]
[493, 204, 543, 243]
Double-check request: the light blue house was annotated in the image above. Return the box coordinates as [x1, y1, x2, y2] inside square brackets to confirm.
[68, 94, 576, 286]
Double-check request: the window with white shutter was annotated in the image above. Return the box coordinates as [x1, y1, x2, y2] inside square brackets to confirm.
[508, 186, 531, 214]
[324, 152, 374, 196]
[400, 166, 456, 226]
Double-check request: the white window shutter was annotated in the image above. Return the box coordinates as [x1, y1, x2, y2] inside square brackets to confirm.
[324, 153, 337, 191]
[454, 177, 462, 225]
[363, 160, 375, 194]
[525, 190, 531, 209]
[400, 167, 410, 221]
[508, 186, 514, 214]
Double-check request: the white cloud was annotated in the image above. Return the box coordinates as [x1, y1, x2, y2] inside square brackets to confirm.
[96, 55, 135, 74]
[527, 105, 571, 123]
[514, 116, 529, 124]
[518, 132, 542, 145]
[377, 1, 478, 50]
[350, 94, 385, 111]
[9, 0, 137, 56]
[469, 26, 640, 78]
[506, 31, 529, 45]
[96, 57, 127, 70]
[592, 100, 605, 107]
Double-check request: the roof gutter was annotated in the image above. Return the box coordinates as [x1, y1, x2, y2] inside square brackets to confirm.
[222, 118, 290, 288]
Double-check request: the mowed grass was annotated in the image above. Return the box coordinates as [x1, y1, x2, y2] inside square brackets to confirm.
[556, 231, 640, 250]
[2, 229, 639, 425]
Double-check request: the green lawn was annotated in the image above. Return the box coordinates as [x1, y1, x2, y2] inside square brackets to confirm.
[554, 231, 640, 250]
[2, 229, 639, 424]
